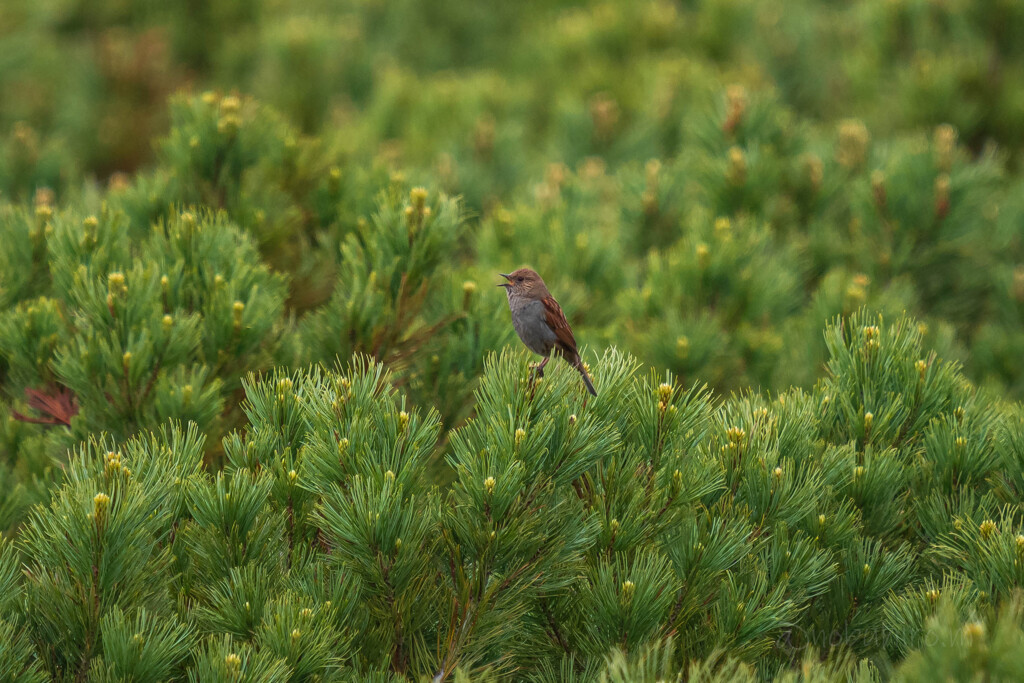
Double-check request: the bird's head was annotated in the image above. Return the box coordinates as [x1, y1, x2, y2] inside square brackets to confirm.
[498, 268, 547, 298]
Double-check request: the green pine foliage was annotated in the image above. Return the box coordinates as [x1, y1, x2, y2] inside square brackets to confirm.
[3, 0, 1024, 679]
[1, 311, 1024, 680]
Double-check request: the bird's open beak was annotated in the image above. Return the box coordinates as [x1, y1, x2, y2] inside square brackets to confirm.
[497, 273, 511, 288]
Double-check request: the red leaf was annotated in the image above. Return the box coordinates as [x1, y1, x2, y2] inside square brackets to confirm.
[12, 385, 79, 427]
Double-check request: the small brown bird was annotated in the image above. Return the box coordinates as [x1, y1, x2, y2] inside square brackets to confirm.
[498, 268, 597, 396]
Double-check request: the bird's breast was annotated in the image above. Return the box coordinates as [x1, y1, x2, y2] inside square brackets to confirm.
[509, 296, 556, 355]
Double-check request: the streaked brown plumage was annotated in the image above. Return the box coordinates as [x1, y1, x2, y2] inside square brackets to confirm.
[498, 268, 596, 396]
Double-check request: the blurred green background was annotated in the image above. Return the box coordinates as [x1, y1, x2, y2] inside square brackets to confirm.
[4, 0, 1024, 182]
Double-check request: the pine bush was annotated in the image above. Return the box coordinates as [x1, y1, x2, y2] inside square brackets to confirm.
[3, 0, 1024, 679]
[1, 308, 1023, 680]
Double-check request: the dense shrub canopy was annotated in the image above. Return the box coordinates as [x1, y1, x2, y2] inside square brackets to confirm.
[2, 0, 1024, 681]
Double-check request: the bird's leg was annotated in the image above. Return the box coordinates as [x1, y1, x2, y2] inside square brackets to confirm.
[529, 355, 550, 378]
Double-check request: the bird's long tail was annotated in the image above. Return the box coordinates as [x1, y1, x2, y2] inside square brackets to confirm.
[570, 355, 597, 396]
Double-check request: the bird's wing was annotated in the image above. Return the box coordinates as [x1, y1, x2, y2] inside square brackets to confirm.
[542, 296, 578, 355]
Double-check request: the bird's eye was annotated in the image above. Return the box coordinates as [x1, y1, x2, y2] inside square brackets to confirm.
[517, 277, 524, 282]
